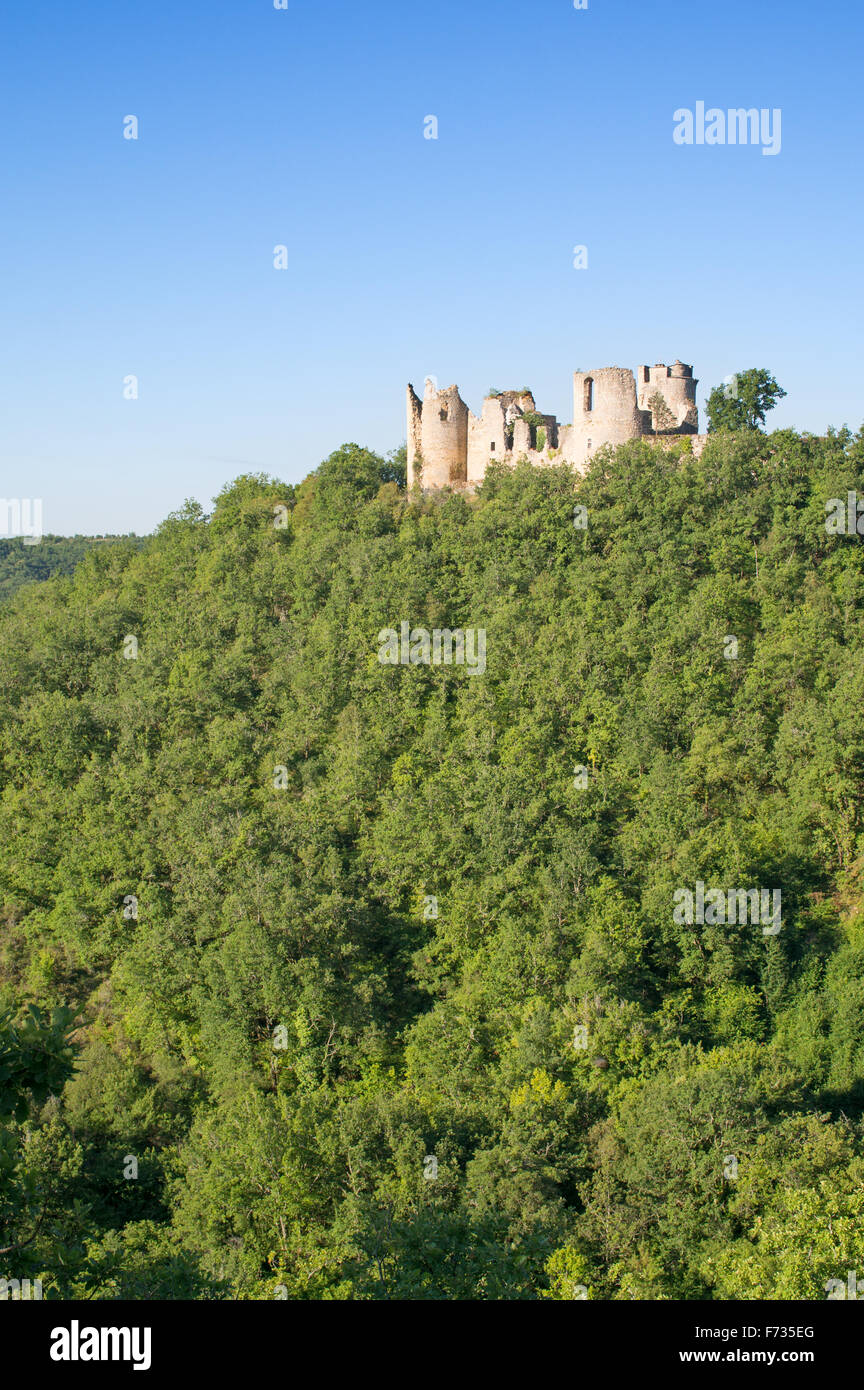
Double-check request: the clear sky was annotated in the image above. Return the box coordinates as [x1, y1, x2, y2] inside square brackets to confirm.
[1, 0, 862, 535]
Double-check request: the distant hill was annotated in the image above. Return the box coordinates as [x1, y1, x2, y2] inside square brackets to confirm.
[0, 534, 147, 601]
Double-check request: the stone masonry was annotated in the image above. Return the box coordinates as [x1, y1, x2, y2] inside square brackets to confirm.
[407, 362, 707, 489]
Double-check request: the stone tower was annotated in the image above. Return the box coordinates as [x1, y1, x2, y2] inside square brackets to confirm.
[407, 379, 469, 489]
[637, 360, 699, 433]
[570, 367, 647, 471]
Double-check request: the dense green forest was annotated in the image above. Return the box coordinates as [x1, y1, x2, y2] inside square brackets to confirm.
[0, 536, 145, 603]
[2, 426, 864, 1300]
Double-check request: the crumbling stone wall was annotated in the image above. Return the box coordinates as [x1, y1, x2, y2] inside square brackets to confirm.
[406, 384, 423, 485]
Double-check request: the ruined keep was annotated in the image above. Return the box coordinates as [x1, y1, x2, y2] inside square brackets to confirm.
[406, 361, 706, 489]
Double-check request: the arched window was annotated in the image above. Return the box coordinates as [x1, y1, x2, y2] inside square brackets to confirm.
[583, 378, 594, 412]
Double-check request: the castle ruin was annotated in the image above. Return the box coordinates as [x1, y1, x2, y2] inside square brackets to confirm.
[407, 362, 707, 489]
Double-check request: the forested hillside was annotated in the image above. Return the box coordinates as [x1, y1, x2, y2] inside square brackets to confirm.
[0, 535, 145, 603]
[2, 428, 864, 1300]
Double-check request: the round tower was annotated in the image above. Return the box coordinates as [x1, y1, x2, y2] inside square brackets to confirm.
[637, 361, 699, 432]
[417, 380, 469, 489]
[570, 367, 644, 469]
[664, 360, 699, 431]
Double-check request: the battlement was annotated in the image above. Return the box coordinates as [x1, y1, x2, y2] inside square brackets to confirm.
[407, 361, 705, 489]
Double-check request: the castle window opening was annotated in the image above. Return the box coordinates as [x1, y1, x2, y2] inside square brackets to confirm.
[490, 441, 495, 450]
[439, 408, 448, 422]
[584, 378, 594, 412]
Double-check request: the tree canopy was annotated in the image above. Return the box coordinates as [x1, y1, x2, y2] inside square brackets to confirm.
[706, 368, 787, 432]
[2, 428, 864, 1299]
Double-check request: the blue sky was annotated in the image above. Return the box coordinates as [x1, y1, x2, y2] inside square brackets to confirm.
[1, 0, 861, 534]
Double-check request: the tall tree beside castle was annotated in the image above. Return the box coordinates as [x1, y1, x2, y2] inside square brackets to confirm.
[706, 368, 786, 432]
